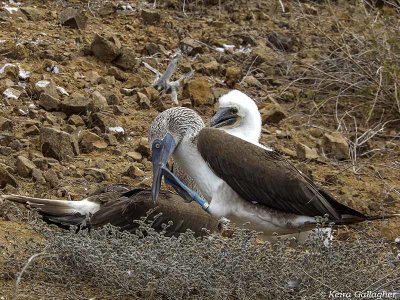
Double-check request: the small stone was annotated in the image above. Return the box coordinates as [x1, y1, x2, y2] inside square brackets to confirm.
[24, 125, 40, 136]
[144, 42, 161, 55]
[39, 93, 60, 111]
[32, 168, 46, 184]
[0, 64, 19, 81]
[180, 38, 203, 56]
[91, 90, 108, 111]
[68, 115, 85, 126]
[9, 140, 22, 151]
[113, 105, 128, 115]
[113, 47, 138, 71]
[15, 155, 36, 177]
[322, 132, 350, 160]
[0, 164, 18, 188]
[79, 130, 108, 153]
[90, 112, 121, 132]
[34, 80, 58, 98]
[296, 143, 319, 160]
[183, 77, 214, 106]
[107, 66, 128, 82]
[123, 165, 145, 178]
[32, 158, 49, 170]
[85, 70, 101, 84]
[3, 87, 21, 100]
[99, 76, 116, 85]
[20, 7, 43, 21]
[104, 92, 120, 105]
[59, 7, 87, 29]
[251, 46, 276, 65]
[267, 32, 294, 52]
[202, 60, 219, 75]
[43, 169, 58, 188]
[60, 93, 91, 115]
[0, 146, 12, 156]
[136, 137, 151, 157]
[308, 127, 323, 138]
[97, 2, 116, 16]
[124, 76, 144, 90]
[225, 66, 242, 88]
[0, 116, 13, 131]
[126, 151, 142, 161]
[85, 168, 109, 182]
[137, 92, 151, 109]
[40, 127, 80, 161]
[104, 133, 118, 146]
[91, 33, 121, 63]
[260, 102, 287, 124]
[141, 9, 161, 25]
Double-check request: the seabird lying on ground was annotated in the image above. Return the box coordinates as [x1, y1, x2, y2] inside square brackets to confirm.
[3, 184, 218, 237]
[149, 107, 398, 237]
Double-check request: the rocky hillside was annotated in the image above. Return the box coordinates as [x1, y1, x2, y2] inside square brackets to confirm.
[0, 0, 399, 297]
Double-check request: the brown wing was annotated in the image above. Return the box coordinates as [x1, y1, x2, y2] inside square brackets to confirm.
[197, 128, 366, 221]
[89, 188, 218, 237]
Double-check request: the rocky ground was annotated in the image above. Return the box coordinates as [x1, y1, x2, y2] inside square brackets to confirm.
[0, 0, 399, 298]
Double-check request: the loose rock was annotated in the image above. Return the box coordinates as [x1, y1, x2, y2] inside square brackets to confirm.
[123, 165, 145, 178]
[183, 77, 214, 106]
[322, 132, 350, 160]
[60, 93, 91, 115]
[0, 164, 18, 188]
[39, 93, 61, 111]
[91, 33, 121, 63]
[260, 102, 287, 124]
[141, 9, 161, 25]
[15, 155, 36, 177]
[40, 127, 80, 161]
[0, 117, 13, 131]
[79, 130, 108, 153]
[296, 142, 319, 160]
[267, 32, 294, 52]
[180, 38, 204, 56]
[59, 7, 87, 29]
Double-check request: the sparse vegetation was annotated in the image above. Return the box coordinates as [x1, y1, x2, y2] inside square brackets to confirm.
[1, 0, 399, 298]
[0, 203, 399, 300]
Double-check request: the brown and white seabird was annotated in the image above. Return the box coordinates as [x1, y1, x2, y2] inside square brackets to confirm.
[3, 184, 219, 237]
[149, 106, 398, 237]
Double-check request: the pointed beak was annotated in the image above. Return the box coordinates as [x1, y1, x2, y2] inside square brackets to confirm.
[151, 133, 176, 204]
[209, 107, 239, 128]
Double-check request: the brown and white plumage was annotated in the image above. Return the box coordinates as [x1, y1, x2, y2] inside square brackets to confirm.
[150, 107, 398, 238]
[3, 184, 218, 237]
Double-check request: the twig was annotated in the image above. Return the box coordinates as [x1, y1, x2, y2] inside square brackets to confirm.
[14, 251, 52, 300]
[143, 55, 194, 104]
[278, 0, 286, 13]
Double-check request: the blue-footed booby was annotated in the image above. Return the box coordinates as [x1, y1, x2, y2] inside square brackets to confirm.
[3, 184, 218, 237]
[210, 90, 262, 145]
[150, 107, 398, 236]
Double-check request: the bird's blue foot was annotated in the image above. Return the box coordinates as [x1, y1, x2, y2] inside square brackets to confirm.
[161, 166, 210, 212]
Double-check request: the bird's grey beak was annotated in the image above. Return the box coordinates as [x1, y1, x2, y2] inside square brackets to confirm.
[151, 133, 176, 204]
[209, 107, 239, 128]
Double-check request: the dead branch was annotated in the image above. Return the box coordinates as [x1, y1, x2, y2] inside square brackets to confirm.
[143, 55, 194, 104]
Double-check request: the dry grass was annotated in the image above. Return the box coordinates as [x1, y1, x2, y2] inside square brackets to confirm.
[0, 202, 399, 299]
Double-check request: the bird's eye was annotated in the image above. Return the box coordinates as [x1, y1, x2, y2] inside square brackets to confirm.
[231, 107, 238, 114]
[155, 143, 161, 149]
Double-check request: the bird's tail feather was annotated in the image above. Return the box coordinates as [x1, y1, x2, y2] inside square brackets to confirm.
[3, 194, 86, 227]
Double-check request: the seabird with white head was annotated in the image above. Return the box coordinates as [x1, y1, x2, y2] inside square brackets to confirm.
[210, 89, 273, 152]
[149, 107, 395, 237]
